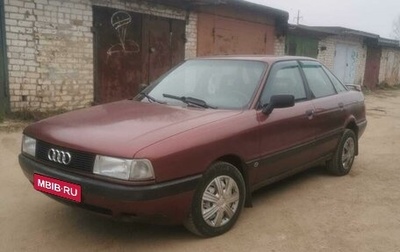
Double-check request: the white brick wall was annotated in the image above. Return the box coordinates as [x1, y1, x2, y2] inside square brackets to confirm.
[4, 0, 93, 110]
[4, 0, 195, 111]
[185, 12, 197, 59]
[317, 38, 336, 69]
[274, 36, 285, 56]
[379, 48, 400, 86]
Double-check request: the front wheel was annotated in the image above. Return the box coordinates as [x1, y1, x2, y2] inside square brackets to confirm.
[184, 161, 245, 237]
[327, 129, 357, 176]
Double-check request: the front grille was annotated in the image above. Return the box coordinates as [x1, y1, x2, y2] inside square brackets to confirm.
[36, 140, 96, 172]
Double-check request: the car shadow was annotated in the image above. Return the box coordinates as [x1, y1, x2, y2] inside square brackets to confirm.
[63, 208, 195, 241]
[250, 165, 330, 205]
[34, 165, 332, 242]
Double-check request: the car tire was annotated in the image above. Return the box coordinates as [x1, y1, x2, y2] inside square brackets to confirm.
[327, 129, 357, 176]
[184, 161, 246, 237]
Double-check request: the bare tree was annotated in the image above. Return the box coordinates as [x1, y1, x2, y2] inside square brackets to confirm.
[392, 15, 400, 40]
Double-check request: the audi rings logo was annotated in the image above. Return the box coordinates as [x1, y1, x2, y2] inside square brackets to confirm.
[47, 148, 72, 165]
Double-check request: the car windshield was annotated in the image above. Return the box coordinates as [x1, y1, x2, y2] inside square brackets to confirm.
[142, 59, 267, 109]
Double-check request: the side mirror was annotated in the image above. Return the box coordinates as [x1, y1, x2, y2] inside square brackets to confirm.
[262, 95, 295, 115]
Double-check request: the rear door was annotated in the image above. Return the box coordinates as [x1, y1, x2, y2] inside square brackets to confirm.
[300, 60, 344, 158]
[251, 61, 317, 186]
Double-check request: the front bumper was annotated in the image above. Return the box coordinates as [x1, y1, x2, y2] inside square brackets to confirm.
[19, 154, 201, 224]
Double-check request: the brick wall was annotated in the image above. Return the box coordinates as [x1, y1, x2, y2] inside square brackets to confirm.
[4, 0, 93, 111]
[274, 36, 285, 56]
[185, 12, 197, 59]
[379, 47, 400, 86]
[317, 35, 367, 85]
[4, 0, 193, 111]
[317, 37, 336, 69]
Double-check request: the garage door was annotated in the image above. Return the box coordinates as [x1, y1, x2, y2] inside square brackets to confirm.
[197, 13, 275, 56]
[363, 46, 381, 89]
[93, 6, 186, 104]
[333, 44, 357, 84]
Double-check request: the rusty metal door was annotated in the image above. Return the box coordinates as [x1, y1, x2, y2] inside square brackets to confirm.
[197, 13, 275, 56]
[144, 16, 172, 83]
[170, 19, 186, 68]
[93, 6, 185, 103]
[93, 6, 143, 103]
[142, 16, 185, 83]
[214, 17, 273, 55]
[363, 46, 381, 89]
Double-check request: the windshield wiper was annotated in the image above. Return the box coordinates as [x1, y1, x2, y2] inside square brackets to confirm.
[162, 94, 217, 109]
[140, 92, 165, 104]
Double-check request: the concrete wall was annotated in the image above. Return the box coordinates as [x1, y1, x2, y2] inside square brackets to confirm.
[317, 35, 367, 85]
[379, 48, 400, 86]
[3, 0, 193, 111]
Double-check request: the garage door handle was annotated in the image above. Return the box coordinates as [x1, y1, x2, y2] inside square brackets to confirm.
[306, 109, 314, 119]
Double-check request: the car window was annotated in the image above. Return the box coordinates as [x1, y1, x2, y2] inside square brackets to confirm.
[322, 65, 348, 93]
[146, 60, 266, 109]
[301, 62, 337, 98]
[260, 61, 306, 105]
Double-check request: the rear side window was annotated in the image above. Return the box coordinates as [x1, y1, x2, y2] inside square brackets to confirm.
[322, 66, 348, 93]
[260, 61, 307, 105]
[301, 62, 336, 98]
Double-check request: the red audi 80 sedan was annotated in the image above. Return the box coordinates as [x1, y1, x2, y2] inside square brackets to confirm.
[19, 56, 367, 237]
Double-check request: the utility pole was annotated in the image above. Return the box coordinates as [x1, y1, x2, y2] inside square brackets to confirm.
[294, 10, 303, 25]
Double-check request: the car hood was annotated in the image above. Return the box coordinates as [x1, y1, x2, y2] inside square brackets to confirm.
[24, 100, 241, 157]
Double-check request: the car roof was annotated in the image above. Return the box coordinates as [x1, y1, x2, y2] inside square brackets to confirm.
[193, 55, 318, 64]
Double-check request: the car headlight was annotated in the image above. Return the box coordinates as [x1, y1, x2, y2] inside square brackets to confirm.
[22, 135, 36, 157]
[93, 155, 155, 181]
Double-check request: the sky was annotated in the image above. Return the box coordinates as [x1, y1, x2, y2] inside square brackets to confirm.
[246, 0, 400, 39]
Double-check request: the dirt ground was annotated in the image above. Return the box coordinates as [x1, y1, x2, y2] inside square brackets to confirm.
[1, 90, 400, 252]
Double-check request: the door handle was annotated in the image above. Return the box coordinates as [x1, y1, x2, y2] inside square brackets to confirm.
[338, 102, 344, 110]
[306, 109, 314, 119]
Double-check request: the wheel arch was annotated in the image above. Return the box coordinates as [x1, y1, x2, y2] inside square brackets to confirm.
[344, 119, 359, 155]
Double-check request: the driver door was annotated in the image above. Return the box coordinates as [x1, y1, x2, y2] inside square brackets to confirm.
[251, 61, 318, 187]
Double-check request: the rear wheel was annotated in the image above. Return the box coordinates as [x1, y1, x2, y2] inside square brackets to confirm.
[327, 129, 357, 176]
[184, 161, 245, 237]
